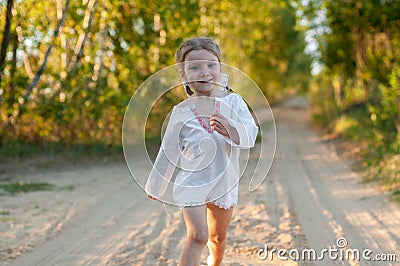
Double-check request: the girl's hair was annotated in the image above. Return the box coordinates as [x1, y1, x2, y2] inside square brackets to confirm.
[175, 37, 232, 96]
[175, 37, 221, 64]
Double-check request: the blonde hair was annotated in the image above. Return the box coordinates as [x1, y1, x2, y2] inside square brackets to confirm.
[175, 37, 221, 63]
[175, 37, 222, 96]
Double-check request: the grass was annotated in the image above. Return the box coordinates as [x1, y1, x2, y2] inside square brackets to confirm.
[60, 185, 75, 191]
[314, 102, 400, 202]
[393, 190, 400, 204]
[0, 181, 55, 194]
[0, 141, 123, 161]
[0, 180, 75, 198]
[0, 216, 15, 222]
[0, 210, 15, 222]
[365, 154, 400, 202]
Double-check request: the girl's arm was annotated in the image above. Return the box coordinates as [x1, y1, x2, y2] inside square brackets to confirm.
[145, 109, 181, 199]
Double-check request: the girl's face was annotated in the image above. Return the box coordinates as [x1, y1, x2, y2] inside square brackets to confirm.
[181, 49, 221, 97]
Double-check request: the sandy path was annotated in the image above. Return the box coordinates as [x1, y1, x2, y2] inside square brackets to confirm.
[1, 97, 399, 265]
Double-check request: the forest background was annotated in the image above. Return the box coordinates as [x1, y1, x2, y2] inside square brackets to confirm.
[0, 0, 399, 198]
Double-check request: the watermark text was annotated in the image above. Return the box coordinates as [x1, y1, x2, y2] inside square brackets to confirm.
[257, 238, 397, 262]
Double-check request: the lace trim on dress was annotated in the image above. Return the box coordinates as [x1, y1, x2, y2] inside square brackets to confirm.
[179, 198, 237, 210]
[210, 200, 237, 210]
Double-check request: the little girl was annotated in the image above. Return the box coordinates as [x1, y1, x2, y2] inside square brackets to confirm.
[145, 37, 258, 266]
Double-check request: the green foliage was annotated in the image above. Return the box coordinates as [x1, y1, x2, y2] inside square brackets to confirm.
[393, 190, 400, 203]
[306, 0, 400, 196]
[0, 0, 311, 155]
[368, 67, 400, 134]
[0, 181, 55, 194]
[0, 140, 122, 159]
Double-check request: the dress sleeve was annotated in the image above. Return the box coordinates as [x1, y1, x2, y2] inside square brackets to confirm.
[145, 108, 182, 199]
[224, 94, 259, 149]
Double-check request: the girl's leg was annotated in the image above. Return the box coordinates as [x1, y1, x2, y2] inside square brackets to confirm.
[179, 205, 209, 266]
[206, 203, 234, 266]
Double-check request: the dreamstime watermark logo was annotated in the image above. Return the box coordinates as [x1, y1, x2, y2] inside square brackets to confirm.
[257, 238, 397, 262]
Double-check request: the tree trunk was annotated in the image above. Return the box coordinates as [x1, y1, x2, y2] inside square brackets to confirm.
[65, 0, 97, 80]
[90, 4, 106, 106]
[53, 0, 97, 96]
[0, 0, 14, 85]
[8, 33, 17, 112]
[69, 0, 97, 72]
[397, 74, 400, 139]
[15, 26, 34, 79]
[8, 0, 71, 126]
[0, 32, 16, 145]
[58, 0, 67, 71]
[352, 25, 369, 100]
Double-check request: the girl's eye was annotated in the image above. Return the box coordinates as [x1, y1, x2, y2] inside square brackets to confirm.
[208, 63, 217, 68]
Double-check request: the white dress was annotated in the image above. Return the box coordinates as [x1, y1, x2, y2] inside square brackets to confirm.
[145, 93, 258, 209]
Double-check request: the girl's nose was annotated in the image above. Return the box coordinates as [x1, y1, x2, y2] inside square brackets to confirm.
[199, 65, 210, 76]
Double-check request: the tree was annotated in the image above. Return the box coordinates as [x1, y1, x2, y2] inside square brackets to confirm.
[0, 0, 311, 147]
[0, 0, 13, 85]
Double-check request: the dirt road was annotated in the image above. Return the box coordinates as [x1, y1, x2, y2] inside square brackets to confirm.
[1, 97, 399, 265]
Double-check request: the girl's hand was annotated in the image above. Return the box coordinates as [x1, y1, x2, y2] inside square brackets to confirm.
[210, 113, 240, 145]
